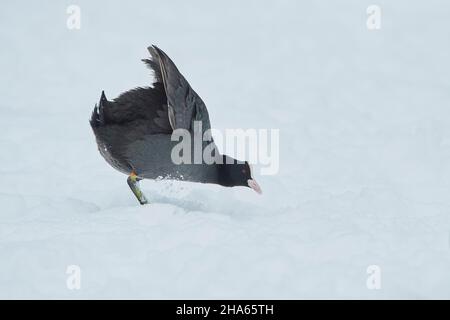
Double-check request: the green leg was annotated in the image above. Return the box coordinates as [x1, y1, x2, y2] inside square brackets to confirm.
[127, 173, 148, 205]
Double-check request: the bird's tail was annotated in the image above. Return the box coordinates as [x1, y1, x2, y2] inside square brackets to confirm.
[90, 90, 107, 128]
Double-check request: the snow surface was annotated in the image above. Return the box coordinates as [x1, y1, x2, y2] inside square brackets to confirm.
[1, 0, 450, 299]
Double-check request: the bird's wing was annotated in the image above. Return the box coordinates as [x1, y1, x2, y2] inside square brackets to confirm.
[146, 45, 211, 133]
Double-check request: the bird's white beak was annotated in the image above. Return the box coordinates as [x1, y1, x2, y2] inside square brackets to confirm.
[248, 179, 262, 194]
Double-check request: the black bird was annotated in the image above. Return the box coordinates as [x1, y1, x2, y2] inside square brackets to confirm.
[90, 45, 262, 204]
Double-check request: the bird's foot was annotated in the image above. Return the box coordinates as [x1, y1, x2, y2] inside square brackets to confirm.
[127, 172, 149, 205]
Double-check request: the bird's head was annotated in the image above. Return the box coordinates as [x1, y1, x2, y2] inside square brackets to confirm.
[218, 156, 262, 194]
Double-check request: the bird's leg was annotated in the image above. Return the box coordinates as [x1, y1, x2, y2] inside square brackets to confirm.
[127, 172, 148, 205]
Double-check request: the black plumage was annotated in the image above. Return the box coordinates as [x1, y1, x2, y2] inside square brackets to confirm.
[90, 45, 261, 204]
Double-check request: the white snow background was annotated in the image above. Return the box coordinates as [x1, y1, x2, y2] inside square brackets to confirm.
[1, 0, 450, 299]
